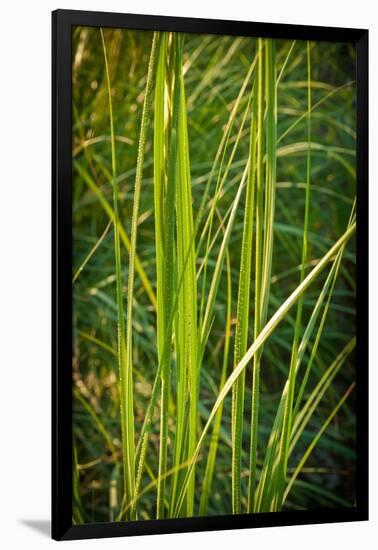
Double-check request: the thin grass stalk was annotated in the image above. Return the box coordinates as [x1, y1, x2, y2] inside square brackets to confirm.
[125, 32, 158, 516]
[154, 32, 180, 519]
[194, 57, 257, 255]
[72, 220, 112, 283]
[247, 37, 265, 513]
[199, 251, 232, 515]
[276, 41, 296, 86]
[292, 204, 356, 422]
[199, 161, 249, 360]
[198, 84, 254, 330]
[175, 48, 198, 516]
[165, 35, 191, 518]
[247, 37, 277, 513]
[231, 78, 257, 513]
[259, 38, 277, 327]
[100, 28, 134, 518]
[169, 60, 189, 519]
[273, 41, 311, 511]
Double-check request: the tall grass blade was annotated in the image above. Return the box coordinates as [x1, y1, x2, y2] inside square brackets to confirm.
[100, 28, 133, 517]
[273, 41, 311, 511]
[126, 32, 158, 516]
[231, 76, 257, 513]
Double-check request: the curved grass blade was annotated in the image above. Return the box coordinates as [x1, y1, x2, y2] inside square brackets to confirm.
[100, 27, 133, 516]
[173, 222, 356, 516]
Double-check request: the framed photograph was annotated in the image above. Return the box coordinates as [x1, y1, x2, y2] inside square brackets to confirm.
[52, 9, 368, 541]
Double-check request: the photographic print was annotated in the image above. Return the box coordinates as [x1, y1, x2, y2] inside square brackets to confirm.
[52, 10, 368, 540]
[72, 26, 357, 522]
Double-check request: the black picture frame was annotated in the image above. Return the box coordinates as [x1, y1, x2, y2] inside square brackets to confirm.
[52, 9, 369, 541]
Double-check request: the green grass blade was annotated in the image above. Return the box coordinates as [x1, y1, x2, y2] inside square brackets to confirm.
[154, 32, 178, 519]
[126, 32, 158, 516]
[175, 40, 199, 517]
[100, 27, 133, 516]
[247, 37, 265, 513]
[231, 76, 257, 513]
[273, 41, 311, 511]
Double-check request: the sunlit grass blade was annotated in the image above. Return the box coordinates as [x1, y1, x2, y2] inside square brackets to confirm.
[174, 38, 199, 517]
[154, 32, 178, 519]
[247, 37, 277, 513]
[247, 37, 265, 513]
[231, 77, 257, 513]
[100, 27, 133, 517]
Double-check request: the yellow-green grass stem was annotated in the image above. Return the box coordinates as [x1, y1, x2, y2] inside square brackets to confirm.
[231, 76, 257, 514]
